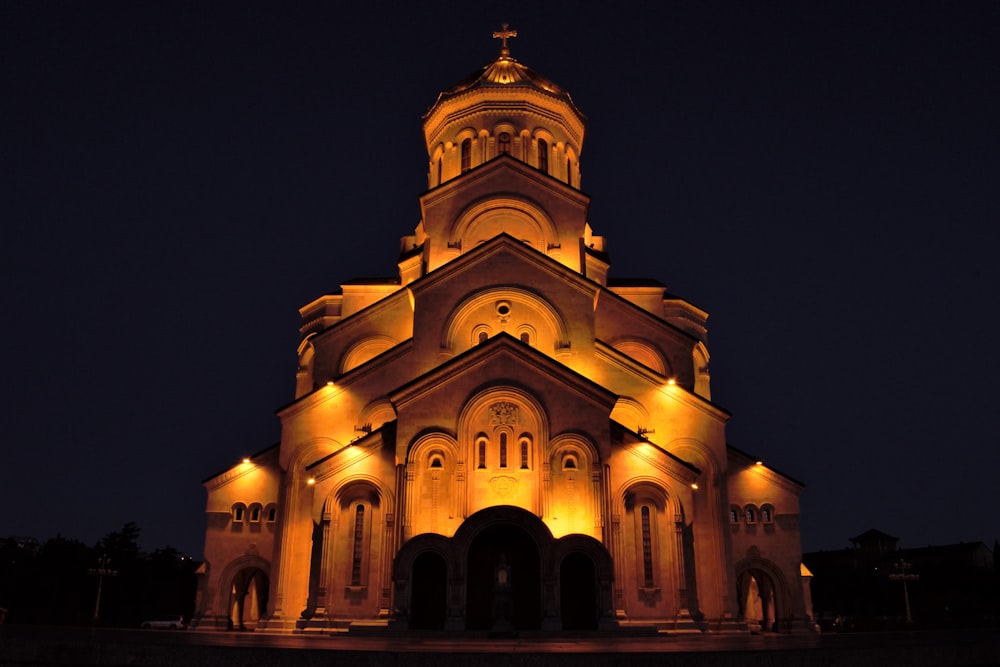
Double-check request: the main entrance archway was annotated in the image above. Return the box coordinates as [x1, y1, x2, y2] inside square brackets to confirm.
[393, 505, 616, 631]
[465, 522, 541, 630]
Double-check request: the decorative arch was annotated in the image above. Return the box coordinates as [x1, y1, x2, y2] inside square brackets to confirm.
[564, 144, 579, 186]
[216, 554, 270, 631]
[340, 335, 399, 374]
[407, 432, 460, 466]
[285, 437, 345, 476]
[295, 335, 315, 397]
[664, 438, 721, 479]
[458, 386, 548, 447]
[449, 196, 558, 252]
[547, 432, 600, 465]
[314, 478, 389, 609]
[660, 438, 724, 621]
[429, 144, 445, 187]
[391, 533, 455, 627]
[441, 286, 569, 353]
[405, 432, 461, 536]
[610, 397, 650, 436]
[615, 478, 689, 617]
[693, 342, 711, 398]
[547, 433, 601, 538]
[609, 337, 669, 375]
[327, 477, 387, 511]
[492, 123, 517, 159]
[392, 506, 617, 632]
[458, 386, 547, 517]
[553, 533, 614, 630]
[356, 398, 397, 434]
[734, 553, 794, 632]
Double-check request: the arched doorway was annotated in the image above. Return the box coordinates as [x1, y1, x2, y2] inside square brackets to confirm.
[229, 567, 268, 630]
[465, 523, 541, 630]
[409, 551, 448, 630]
[738, 569, 778, 632]
[560, 552, 598, 630]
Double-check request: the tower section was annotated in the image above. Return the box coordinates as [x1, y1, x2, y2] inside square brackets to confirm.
[400, 30, 607, 284]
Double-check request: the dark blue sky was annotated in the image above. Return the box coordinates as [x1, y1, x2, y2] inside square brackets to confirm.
[2, 1, 998, 558]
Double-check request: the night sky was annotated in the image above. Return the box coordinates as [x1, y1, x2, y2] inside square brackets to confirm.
[3, 2, 998, 559]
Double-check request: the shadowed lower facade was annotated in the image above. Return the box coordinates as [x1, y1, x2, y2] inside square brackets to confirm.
[194, 28, 815, 635]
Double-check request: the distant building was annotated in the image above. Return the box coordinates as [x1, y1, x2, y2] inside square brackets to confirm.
[194, 28, 813, 634]
[804, 529, 998, 629]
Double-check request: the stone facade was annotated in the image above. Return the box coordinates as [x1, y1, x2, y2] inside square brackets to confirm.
[195, 34, 813, 635]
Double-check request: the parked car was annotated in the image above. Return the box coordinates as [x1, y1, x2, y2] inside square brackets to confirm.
[140, 615, 186, 630]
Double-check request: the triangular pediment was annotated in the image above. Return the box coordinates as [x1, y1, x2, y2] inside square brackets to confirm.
[388, 332, 618, 415]
[411, 231, 598, 297]
[422, 153, 589, 208]
[416, 155, 595, 277]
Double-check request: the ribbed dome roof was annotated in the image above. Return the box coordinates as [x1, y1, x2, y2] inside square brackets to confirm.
[427, 43, 584, 121]
[444, 54, 569, 96]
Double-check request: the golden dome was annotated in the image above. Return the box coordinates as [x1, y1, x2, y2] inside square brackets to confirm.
[443, 54, 569, 96]
[427, 25, 583, 121]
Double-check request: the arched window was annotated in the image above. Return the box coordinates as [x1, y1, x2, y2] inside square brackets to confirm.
[640, 506, 654, 588]
[730, 507, 741, 524]
[436, 157, 442, 185]
[351, 505, 365, 586]
[478, 439, 487, 469]
[537, 138, 548, 173]
[249, 504, 261, 523]
[499, 433, 508, 468]
[232, 503, 246, 523]
[519, 332, 530, 344]
[429, 455, 443, 468]
[478, 331, 488, 344]
[266, 506, 277, 522]
[566, 158, 572, 184]
[498, 132, 511, 154]
[745, 505, 758, 524]
[461, 138, 472, 172]
[563, 455, 577, 470]
[520, 438, 529, 469]
[761, 504, 774, 524]
[625, 488, 668, 592]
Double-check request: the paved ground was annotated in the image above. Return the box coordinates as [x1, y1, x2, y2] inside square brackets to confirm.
[2, 625, 1000, 666]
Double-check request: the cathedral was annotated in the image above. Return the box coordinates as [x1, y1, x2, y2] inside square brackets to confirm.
[195, 27, 814, 634]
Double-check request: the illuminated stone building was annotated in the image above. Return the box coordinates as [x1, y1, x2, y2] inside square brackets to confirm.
[195, 29, 813, 634]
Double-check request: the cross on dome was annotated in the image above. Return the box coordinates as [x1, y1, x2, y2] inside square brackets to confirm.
[492, 23, 517, 57]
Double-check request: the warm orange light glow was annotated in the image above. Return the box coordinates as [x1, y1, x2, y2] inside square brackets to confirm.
[306, 477, 316, 485]
[756, 459, 764, 466]
[690, 482, 699, 490]
[667, 377, 677, 386]
[326, 381, 334, 386]
[242, 457, 251, 464]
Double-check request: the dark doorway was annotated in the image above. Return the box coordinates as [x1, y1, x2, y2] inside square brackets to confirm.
[229, 568, 268, 630]
[560, 552, 598, 630]
[465, 524, 541, 630]
[409, 552, 447, 630]
[737, 569, 779, 632]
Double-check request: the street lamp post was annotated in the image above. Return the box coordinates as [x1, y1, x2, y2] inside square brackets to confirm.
[88, 555, 118, 625]
[889, 559, 919, 624]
